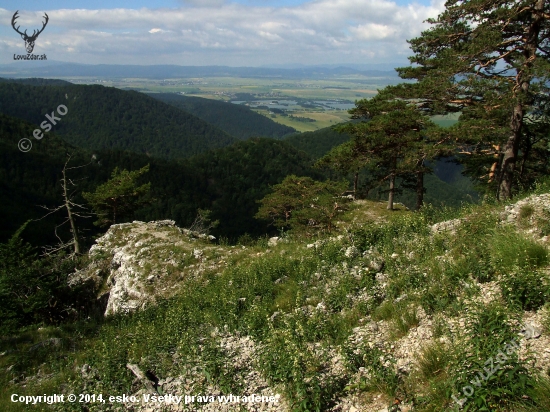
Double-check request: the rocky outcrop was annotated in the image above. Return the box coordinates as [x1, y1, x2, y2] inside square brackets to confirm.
[432, 193, 550, 241]
[69, 220, 226, 316]
[502, 193, 550, 241]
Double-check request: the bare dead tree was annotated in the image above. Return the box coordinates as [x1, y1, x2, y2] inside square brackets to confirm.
[36, 155, 93, 256]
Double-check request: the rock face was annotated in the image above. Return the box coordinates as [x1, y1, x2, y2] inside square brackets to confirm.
[432, 193, 550, 241]
[69, 220, 224, 316]
[502, 193, 550, 241]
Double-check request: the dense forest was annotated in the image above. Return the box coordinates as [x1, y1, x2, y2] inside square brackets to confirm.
[0, 112, 321, 246]
[284, 127, 352, 159]
[1, 107, 479, 250]
[0, 81, 235, 159]
[150, 93, 296, 140]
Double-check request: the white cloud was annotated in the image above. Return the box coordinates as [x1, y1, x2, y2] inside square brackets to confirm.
[0, 0, 445, 65]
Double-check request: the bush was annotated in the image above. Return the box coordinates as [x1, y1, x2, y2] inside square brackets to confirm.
[500, 269, 550, 311]
[450, 302, 535, 411]
[0, 223, 92, 334]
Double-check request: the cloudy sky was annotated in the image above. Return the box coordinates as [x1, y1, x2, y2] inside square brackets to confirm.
[0, 0, 444, 67]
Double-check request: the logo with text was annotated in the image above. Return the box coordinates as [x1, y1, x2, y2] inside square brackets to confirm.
[11, 10, 48, 61]
[18, 104, 68, 153]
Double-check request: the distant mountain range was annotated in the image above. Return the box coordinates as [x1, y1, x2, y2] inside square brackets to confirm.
[0, 62, 400, 80]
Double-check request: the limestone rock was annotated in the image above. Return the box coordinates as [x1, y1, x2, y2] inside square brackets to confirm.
[68, 220, 230, 317]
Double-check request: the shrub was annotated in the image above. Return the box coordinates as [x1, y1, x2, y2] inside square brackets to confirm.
[450, 302, 535, 411]
[500, 268, 550, 311]
[0, 223, 92, 334]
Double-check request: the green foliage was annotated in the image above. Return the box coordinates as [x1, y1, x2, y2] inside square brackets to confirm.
[416, 341, 454, 382]
[0, 222, 93, 334]
[500, 269, 550, 311]
[0, 82, 235, 159]
[83, 165, 151, 227]
[385, 0, 550, 199]
[3, 183, 550, 411]
[284, 127, 352, 159]
[323, 97, 444, 209]
[0, 115, 322, 245]
[259, 316, 346, 411]
[372, 301, 420, 339]
[342, 338, 400, 398]
[490, 228, 548, 270]
[255, 175, 349, 233]
[0, 221, 37, 333]
[450, 303, 535, 411]
[151, 93, 296, 140]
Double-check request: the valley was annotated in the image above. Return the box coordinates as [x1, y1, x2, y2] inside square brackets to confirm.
[56, 74, 387, 131]
[0, 48, 547, 412]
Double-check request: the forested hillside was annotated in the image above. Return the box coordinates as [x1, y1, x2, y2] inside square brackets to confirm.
[0, 113, 320, 246]
[0, 78, 72, 86]
[0, 81, 235, 159]
[284, 126, 352, 159]
[150, 93, 296, 140]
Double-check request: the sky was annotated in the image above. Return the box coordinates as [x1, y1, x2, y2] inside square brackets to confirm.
[0, 0, 445, 67]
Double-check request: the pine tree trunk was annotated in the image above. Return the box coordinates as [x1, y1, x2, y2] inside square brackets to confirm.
[498, 105, 523, 201]
[416, 170, 424, 211]
[353, 172, 358, 199]
[387, 173, 395, 210]
[498, 0, 544, 201]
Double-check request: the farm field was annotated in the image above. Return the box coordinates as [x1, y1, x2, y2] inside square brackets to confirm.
[432, 113, 461, 128]
[65, 75, 404, 132]
[253, 108, 351, 132]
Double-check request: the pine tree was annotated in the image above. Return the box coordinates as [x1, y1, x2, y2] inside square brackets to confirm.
[385, 0, 550, 200]
[324, 98, 439, 210]
[83, 165, 151, 228]
[315, 141, 364, 199]
[255, 175, 349, 233]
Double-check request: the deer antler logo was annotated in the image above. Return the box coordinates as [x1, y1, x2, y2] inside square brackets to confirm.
[12, 10, 49, 54]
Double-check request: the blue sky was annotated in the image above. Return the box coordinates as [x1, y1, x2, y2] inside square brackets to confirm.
[0, 0, 443, 66]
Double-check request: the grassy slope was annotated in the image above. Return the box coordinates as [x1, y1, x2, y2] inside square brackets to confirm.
[2, 190, 550, 411]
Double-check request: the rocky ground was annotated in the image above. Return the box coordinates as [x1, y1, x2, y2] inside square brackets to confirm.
[70, 194, 550, 412]
[69, 220, 255, 316]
